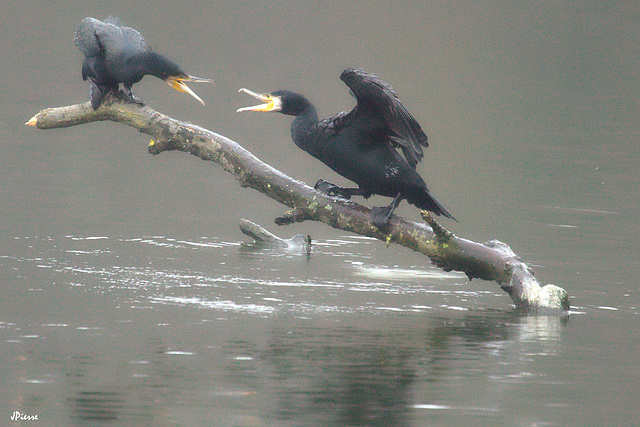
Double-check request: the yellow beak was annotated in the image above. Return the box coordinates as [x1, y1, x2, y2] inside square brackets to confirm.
[237, 88, 281, 112]
[166, 75, 214, 105]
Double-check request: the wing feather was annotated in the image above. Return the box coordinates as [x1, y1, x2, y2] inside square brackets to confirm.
[75, 16, 148, 59]
[340, 68, 429, 167]
[74, 17, 103, 57]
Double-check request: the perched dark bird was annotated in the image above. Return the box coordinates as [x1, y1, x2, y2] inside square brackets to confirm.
[74, 16, 213, 109]
[237, 68, 455, 228]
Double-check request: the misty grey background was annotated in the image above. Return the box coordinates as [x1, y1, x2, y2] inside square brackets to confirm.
[1, 0, 638, 425]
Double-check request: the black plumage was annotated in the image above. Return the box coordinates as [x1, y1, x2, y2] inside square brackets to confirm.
[238, 68, 455, 227]
[74, 16, 213, 109]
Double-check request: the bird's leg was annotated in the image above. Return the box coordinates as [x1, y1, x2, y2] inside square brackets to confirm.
[370, 193, 403, 229]
[121, 84, 146, 106]
[89, 82, 112, 110]
[314, 179, 365, 200]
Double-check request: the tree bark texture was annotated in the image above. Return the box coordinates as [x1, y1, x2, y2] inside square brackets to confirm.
[27, 94, 570, 312]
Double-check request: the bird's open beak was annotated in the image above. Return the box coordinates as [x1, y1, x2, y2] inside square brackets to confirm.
[237, 88, 281, 112]
[166, 75, 214, 106]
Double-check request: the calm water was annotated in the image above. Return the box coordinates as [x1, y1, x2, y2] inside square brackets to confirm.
[1, 0, 639, 425]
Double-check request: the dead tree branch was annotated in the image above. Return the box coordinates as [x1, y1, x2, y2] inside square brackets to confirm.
[27, 95, 570, 312]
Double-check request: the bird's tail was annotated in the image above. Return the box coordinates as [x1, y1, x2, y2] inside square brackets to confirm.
[409, 188, 457, 222]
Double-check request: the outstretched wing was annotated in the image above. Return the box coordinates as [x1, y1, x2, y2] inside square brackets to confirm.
[74, 16, 149, 59]
[339, 68, 429, 167]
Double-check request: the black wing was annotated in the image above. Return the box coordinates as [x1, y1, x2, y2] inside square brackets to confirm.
[74, 16, 148, 59]
[74, 17, 104, 57]
[339, 68, 429, 167]
[318, 110, 350, 136]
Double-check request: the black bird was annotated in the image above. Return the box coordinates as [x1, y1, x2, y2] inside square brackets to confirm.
[74, 16, 213, 109]
[237, 68, 455, 228]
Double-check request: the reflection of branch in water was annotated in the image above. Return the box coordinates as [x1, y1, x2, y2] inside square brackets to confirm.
[428, 311, 566, 354]
[427, 312, 567, 413]
[26, 98, 569, 311]
[261, 311, 566, 425]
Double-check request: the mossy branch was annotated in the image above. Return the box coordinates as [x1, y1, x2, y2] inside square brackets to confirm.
[27, 94, 570, 312]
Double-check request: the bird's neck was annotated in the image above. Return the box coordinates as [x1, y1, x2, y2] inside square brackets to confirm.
[134, 52, 179, 80]
[290, 103, 320, 152]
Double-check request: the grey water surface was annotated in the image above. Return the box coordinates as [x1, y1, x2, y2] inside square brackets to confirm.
[1, 0, 639, 425]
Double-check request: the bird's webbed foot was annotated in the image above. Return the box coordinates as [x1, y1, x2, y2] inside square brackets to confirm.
[314, 179, 365, 200]
[370, 194, 403, 230]
[121, 85, 146, 106]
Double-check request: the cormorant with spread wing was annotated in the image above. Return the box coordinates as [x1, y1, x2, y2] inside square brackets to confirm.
[74, 16, 213, 109]
[237, 68, 455, 228]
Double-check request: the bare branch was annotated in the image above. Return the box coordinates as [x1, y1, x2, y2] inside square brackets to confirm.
[27, 96, 570, 312]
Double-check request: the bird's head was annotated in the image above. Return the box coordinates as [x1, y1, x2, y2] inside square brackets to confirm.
[146, 53, 214, 105]
[237, 89, 310, 116]
[165, 74, 214, 106]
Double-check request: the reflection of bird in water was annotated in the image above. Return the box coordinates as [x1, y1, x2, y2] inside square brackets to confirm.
[74, 16, 213, 109]
[238, 68, 455, 228]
